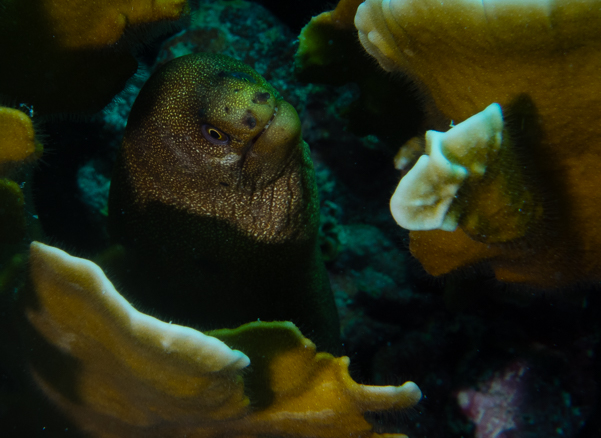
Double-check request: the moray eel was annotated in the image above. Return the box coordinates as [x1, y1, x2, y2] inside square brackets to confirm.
[108, 53, 341, 353]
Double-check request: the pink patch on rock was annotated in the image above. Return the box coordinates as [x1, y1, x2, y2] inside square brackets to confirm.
[457, 360, 529, 438]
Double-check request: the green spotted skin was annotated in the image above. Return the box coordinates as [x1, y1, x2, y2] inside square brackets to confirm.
[109, 53, 341, 353]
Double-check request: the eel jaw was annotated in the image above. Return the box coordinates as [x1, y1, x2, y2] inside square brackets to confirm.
[247, 105, 279, 153]
[250, 100, 301, 157]
[239, 100, 303, 184]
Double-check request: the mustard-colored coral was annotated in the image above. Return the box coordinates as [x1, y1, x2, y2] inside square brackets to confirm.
[390, 104, 503, 232]
[0, 107, 41, 244]
[295, 0, 421, 140]
[0, 108, 37, 164]
[22, 242, 421, 438]
[43, 0, 188, 49]
[0, 0, 189, 114]
[390, 103, 544, 244]
[210, 323, 421, 437]
[295, 0, 363, 73]
[356, 0, 601, 287]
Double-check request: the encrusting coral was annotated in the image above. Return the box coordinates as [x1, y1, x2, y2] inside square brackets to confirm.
[0, 107, 38, 165]
[390, 104, 504, 232]
[22, 241, 422, 438]
[109, 53, 341, 352]
[294, 0, 422, 140]
[0, 107, 42, 244]
[38, 0, 188, 49]
[295, 0, 363, 75]
[390, 103, 543, 245]
[0, 0, 189, 114]
[355, 0, 601, 287]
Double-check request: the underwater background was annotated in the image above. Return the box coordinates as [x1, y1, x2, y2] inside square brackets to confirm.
[1, 0, 601, 437]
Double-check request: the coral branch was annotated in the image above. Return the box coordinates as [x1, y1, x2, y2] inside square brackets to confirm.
[21, 242, 421, 437]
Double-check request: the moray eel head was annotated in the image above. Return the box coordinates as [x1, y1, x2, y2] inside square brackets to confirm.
[127, 53, 301, 190]
[112, 53, 316, 244]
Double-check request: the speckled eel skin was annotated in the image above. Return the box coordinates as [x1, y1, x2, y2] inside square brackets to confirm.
[108, 53, 341, 353]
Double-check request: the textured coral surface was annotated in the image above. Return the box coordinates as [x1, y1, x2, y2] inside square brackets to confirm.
[356, 0, 601, 288]
[23, 242, 420, 438]
[0, 0, 188, 114]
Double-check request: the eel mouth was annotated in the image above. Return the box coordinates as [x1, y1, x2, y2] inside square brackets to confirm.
[237, 105, 279, 162]
[234, 99, 302, 188]
[251, 105, 279, 146]
[243, 100, 301, 165]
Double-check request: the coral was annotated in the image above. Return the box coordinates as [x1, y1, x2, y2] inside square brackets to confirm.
[38, 0, 187, 49]
[390, 104, 504, 232]
[0, 107, 42, 244]
[355, 0, 601, 287]
[455, 353, 594, 438]
[295, 0, 363, 76]
[457, 361, 528, 438]
[390, 103, 544, 243]
[109, 53, 341, 352]
[24, 241, 250, 432]
[0, 0, 189, 114]
[22, 241, 422, 438]
[294, 0, 422, 141]
[0, 107, 38, 165]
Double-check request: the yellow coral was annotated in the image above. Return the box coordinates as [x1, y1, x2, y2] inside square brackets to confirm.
[0, 0, 189, 114]
[0, 108, 36, 164]
[295, 0, 421, 140]
[22, 242, 421, 438]
[356, 0, 601, 287]
[296, 0, 363, 72]
[44, 0, 188, 49]
[211, 323, 420, 437]
[0, 107, 42, 244]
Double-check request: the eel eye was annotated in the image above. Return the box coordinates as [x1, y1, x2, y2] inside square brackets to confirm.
[218, 70, 257, 84]
[201, 124, 230, 145]
[229, 72, 256, 84]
